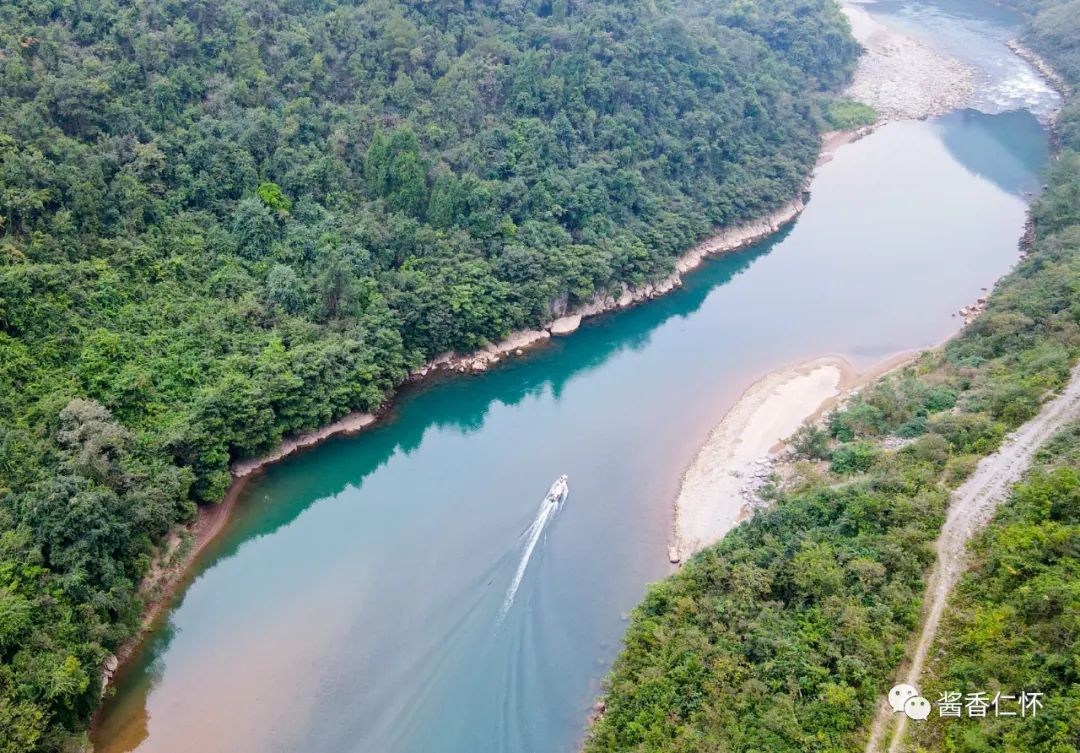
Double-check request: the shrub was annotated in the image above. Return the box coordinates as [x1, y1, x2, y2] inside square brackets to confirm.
[830, 441, 880, 475]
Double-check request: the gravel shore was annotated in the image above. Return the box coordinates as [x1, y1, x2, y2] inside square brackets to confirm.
[843, 2, 975, 121]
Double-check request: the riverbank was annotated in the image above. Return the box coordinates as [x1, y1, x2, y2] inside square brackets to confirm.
[1007, 39, 1073, 98]
[420, 131, 870, 375]
[96, 410, 381, 692]
[95, 126, 869, 702]
[670, 352, 916, 563]
[666, 3, 1068, 569]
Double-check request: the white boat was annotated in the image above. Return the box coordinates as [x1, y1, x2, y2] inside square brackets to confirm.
[546, 474, 569, 506]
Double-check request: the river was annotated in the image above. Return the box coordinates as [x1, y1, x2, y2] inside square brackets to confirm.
[92, 2, 1056, 752]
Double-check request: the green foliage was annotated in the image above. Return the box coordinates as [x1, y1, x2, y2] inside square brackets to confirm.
[913, 427, 1080, 753]
[364, 127, 429, 217]
[0, 0, 863, 747]
[793, 424, 831, 459]
[1010, 0, 1080, 82]
[829, 441, 880, 474]
[822, 98, 878, 130]
[587, 4, 1080, 746]
[232, 197, 279, 258]
[586, 444, 947, 752]
[256, 182, 293, 216]
[267, 264, 303, 314]
[906, 15, 1080, 743]
[587, 222, 1080, 746]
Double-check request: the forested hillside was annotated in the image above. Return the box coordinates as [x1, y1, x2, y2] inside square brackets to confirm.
[912, 425, 1080, 753]
[0, 0, 861, 749]
[584, 2, 1080, 751]
[911, 6, 1080, 752]
[1010, 0, 1080, 80]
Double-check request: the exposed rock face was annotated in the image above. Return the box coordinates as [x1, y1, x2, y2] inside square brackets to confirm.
[454, 329, 552, 370]
[675, 196, 806, 276]
[548, 293, 570, 318]
[957, 296, 989, 326]
[100, 654, 119, 698]
[549, 315, 583, 336]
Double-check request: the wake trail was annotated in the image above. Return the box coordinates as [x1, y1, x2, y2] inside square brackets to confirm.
[498, 490, 563, 623]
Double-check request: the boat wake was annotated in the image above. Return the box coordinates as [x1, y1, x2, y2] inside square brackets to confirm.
[497, 476, 568, 623]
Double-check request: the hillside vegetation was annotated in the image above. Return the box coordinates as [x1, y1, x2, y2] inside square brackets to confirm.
[911, 424, 1080, 753]
[0, 0, 861, 749]
[585, 2, 1080, 751]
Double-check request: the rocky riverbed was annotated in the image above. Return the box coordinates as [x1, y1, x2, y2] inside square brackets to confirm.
[843, 2, 975, 121]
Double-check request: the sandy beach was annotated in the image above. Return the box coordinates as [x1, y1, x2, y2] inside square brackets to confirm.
[671, 353, 915, 562]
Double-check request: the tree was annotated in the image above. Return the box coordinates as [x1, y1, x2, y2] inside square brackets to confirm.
[364, 128, 391, 197]
[427, 172, 462, 228]
[256, 181, 293, 216]
[387, 149, 428, 217]
[232, 197, 278, 258]
[314, 252, 354, 320]
[267, 264, 303, 314]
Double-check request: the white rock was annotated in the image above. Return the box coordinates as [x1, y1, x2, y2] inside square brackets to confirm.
[549, 314, 583, 336]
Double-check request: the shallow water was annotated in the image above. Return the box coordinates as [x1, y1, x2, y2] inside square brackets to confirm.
[864, 0, 1061, 119]
[93, 4, 1052, 752]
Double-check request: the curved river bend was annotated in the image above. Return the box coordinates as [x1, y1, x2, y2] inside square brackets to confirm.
[94, 3, 1055, 752]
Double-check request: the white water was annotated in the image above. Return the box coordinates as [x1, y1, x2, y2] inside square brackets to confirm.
[868, 0, 1061, 120]
[498, 483, 567, 622]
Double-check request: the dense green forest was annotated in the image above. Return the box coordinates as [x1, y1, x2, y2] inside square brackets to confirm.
[0, 0, 862, 749]
[584, 2, 1080, 750]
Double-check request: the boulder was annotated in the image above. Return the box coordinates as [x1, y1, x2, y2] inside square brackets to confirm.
[100, 654, 120, 697]
[549, 314, 583, 336]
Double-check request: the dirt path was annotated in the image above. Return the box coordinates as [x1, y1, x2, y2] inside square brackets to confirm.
[863, 361, 1080, 753]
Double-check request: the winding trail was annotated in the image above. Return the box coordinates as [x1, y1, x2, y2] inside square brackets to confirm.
[863, 361, 1080, 753]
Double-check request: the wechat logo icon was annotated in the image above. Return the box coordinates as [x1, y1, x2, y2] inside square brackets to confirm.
[889, 684, 931, 721]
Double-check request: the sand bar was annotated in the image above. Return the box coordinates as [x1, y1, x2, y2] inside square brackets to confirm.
[672, 353, 914, 562]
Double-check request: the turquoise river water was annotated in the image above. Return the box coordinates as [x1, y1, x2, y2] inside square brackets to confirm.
[93, 2, 1056, 752]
